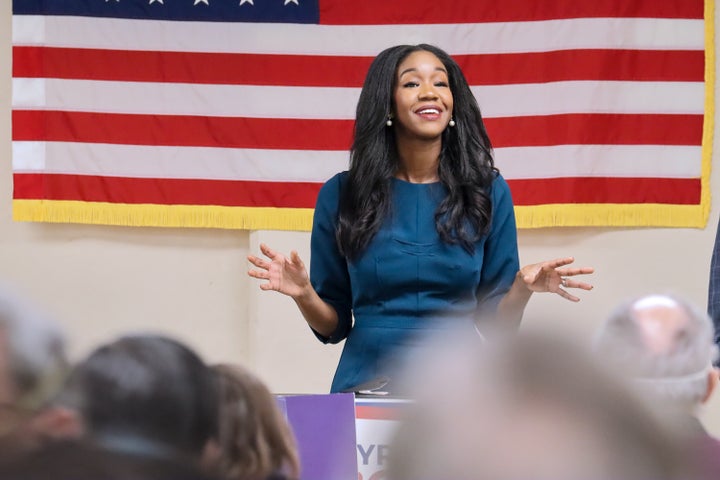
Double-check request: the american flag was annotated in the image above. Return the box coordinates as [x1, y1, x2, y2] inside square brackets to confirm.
[11, 0, 711, 230]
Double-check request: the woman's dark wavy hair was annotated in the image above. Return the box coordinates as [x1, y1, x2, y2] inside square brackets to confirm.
[336, 44, 497, 259]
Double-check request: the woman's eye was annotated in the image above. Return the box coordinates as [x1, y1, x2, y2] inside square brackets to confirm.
[403, 82, 419, 88]
[435, 81, 449, 87]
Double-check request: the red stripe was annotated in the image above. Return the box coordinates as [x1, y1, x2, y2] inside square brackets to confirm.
[12, 110, 703, 149]
[320, 0, 703, 25]
[355, 406, 402, 420]
[457, 50, 703, 85]
[12, 47, 372, 88]
[486, 113, 703, 147]
[507, 177, 701, 205]
[12, 111, 355, 150]
[12, 47, 704, 86]
[14, 174, 700, 207]
[13, 174, 322, 208]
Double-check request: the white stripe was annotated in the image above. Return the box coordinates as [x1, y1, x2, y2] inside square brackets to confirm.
[12, 78, 46, 109]
[12, 142, 348, 182]
[475, 81, 704, 117]
[12, 142, 700, 181]
[12, 16, 704, 55]
[495, 145, 702, 179]
[11, 78, 705, 118]
[12, 142, 46, 171]
[11, 78, 357, 119]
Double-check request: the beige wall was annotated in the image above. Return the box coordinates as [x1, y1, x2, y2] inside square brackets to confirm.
[3, 2, 720, 431]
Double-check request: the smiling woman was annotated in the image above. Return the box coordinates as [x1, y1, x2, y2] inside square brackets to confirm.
[392, 50, 454, 143]
[247, 44, 594, 393]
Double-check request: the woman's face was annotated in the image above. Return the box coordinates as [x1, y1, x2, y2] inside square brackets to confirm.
[392, 50, 454, 141]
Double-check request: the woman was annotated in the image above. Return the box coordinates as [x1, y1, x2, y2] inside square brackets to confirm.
[248, 44, 593, 393]
[212, 364, 300, 480]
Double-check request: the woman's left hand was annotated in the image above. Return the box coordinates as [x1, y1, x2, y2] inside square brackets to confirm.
[520, 257, 594, 302]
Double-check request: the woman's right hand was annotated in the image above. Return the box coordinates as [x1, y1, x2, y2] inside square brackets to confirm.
[247, 243, 311, 299]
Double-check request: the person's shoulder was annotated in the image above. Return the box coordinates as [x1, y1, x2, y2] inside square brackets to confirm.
[325, 171, 349, 187]
[489, 170, 511, 198]
[317, 171, 348, 201]
[315, 171, 348, 211]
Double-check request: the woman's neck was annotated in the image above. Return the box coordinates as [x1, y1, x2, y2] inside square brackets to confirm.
[395, 137, 441, 184]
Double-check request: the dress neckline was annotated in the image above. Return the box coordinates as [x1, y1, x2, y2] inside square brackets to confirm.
[391, 177, 441, 186]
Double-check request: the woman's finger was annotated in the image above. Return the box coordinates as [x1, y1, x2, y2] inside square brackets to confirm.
[247, 254, 270, 270]
[556, 288, 580, 302]
[562, 279, 594, 291]
[290, 250, 304, 267]
[523, 270, 539, 284]
[556, 267, 594, 277]
[259, 243, 279, 260]
[545, 257, 575, 269]
[248, 269, 270, 280]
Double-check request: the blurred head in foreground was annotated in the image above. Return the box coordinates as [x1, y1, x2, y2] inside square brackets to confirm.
[388, 332, 689, 480]
[593, 294, 720, 479]
[594, 294, 719, 413]
[0, 286, 71, 455]
[212, 364, 299, 480]
[58, 334, 219, 462]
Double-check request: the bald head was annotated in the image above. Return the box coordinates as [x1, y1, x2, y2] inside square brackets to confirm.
[594, 294, 717, 410]
[631, 295, 692, 356]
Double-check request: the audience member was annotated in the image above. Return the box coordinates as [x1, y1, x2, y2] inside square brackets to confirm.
[0, 286, 75, 458]
[0, 333, 222, 479]
[388, 332, 690, 480]
[0, 439, 218, 480]
[212, 364, 299, 480]
[56, 334, 220, 464]
[594, 294, 720, 478]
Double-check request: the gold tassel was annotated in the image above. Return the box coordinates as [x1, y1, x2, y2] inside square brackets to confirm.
[12, 200, 315, 231]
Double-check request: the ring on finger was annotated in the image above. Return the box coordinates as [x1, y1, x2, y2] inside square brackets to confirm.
[561, 277, 568, 287]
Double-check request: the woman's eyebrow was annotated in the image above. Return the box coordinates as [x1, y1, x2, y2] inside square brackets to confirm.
[399, 66, 448, 77]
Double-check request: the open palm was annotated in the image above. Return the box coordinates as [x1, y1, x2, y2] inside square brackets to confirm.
[521, 257, 594, 302]
[247, 243, 310, 298]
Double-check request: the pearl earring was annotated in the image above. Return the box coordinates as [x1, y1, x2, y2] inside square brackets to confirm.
[386, 117, 393, 127]
[449, 118, 456, 127]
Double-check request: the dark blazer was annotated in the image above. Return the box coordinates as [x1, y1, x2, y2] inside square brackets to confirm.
[710, 219, 720, 349]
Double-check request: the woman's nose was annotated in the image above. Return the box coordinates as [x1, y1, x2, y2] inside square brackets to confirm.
[418, 84, 439, 99]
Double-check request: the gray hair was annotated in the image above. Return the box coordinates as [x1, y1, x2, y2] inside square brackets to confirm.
[0, 287, 68, 410]
[593, 294, 718, 409]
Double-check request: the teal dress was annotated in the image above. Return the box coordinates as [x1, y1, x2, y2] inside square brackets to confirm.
[310, 172, 519, 393]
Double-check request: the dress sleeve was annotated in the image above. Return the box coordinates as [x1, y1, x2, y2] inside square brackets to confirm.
[309, 173, 353, 344]
[476, 174, 520, 317]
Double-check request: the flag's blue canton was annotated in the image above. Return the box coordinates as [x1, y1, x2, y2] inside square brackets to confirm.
[13, 0, 320, 24]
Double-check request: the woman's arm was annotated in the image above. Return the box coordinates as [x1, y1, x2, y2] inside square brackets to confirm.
[497, 257, 594, 328]
[495, 271, 533, 329]
[248, 244, 339, 337]
[248, 172, 353, 343]
[476, 176, 594, 329]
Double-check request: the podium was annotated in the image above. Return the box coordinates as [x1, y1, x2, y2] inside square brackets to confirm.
[277, 394, 407, 480]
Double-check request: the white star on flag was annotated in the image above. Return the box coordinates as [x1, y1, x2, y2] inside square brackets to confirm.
[148, 0, 163, 4]
[284, 0, 299, 4]
[194, 0, 209, 4]
[239, 0, 253, 5]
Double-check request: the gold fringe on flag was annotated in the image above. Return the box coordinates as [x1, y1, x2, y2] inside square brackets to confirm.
[514, 204, 709, 229]
[12, 200, 315, 231]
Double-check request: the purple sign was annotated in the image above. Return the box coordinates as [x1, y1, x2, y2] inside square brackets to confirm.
[277, 394, 359, 480]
